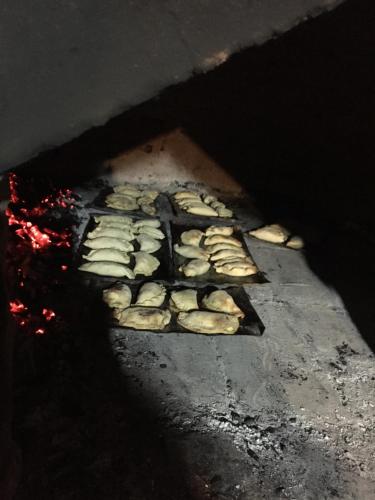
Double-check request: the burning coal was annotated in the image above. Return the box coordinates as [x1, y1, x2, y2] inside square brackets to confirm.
[6, 172, 77, 335]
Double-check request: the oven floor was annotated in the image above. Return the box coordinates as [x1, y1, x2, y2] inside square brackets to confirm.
[13, 232, 375, 499]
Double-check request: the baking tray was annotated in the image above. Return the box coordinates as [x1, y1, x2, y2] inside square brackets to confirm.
[87, 186, 168, 218]
[169, 195, 239, 224]
[97, 281, 265, 336]
[170, 221, 268, 285]
[77, 215, 173, 282]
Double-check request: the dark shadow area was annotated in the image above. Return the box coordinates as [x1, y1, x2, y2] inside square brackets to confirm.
[12, 279, 193, 500]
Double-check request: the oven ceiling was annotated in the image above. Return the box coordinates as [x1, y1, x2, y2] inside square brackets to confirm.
[0, 0, 345, 170]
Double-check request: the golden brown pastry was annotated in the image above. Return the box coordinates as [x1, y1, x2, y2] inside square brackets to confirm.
[180, 229, 204, 247]
[174, 244, 210, 260]
[113, 185, 142, 197]
[83, 248, 130, 265]
[136, 226, 165, 240]
[115, 307, 171, 330]
[133, 252, 160, 276]
[105, 193, 139, 211]
[205, 226, 234, 237]
[103, 283, 132, 309]
[83, 237, 134, 252]
[133, 219, 161, 229]
[94, 215, 133, 225]
[186, 205, 218, 217]
[79, 262, 135, 279]
[174, 191, 201, 200]
[136, 234, 161, 253]
[179, 259, 210, 277]
[202, 290, 244, 318]
[87, 227, 135, 241]
[177, 311, 239, 334]
[169, 289, 198, 312]
[286, 235, 304, 249]
[249, 224, 290, 244]
[210, 248, 247, 261]
[204, 235, 242, 247]
[135, 282, 166, 307]
[215, 261, 257, 277]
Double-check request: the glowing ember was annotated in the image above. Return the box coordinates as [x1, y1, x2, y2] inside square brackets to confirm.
[9, 299, 28, 314]
[6, 173, 73, 251]
[6, 172, 76, 336]
[42, 308, 56, 321]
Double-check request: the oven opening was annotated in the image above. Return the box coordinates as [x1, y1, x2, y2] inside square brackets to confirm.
[1, 1, 374, 499]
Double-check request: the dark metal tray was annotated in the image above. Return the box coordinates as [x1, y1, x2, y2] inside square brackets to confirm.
[87, 186, 169, 218]
[77, 215, 173, 282]
[98, 281, 265, 336]
[170, 221, 268, 286]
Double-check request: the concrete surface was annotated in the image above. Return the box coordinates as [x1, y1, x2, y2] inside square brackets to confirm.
[12, 180, 375, 499]
[0, 0, 345, 169]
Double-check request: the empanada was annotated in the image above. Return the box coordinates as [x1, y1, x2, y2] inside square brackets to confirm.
[169, 289, 198, 312]
[83, 248, 130, 264]
[202, 290, 244, 318]
[211, 201, 226, 210]
[103, 283, 132, 309]
[286, 235, 304, 249]
[137, 226, 165, 240]
[79, 261, 135, 279]
[133, 219, 161, 229]
[205, 243, 239, 254]
[87, 227, 134, 241]
[135, 282, 166, 307]
[177, 199, 205, 208]
[176, 197, 201, 206]
[186, 205, 218, 217]
[249, 224, 290, 244]
[213, 256, 253, 267]
[174, 244, 209, 260]
[140, 203, 156, 216]
[216, 207, 233, 218]
[94, 215, 133, 225]
[180, 229, 204, 247]
[210, 248, 247, 261]
[203, 195, 217, 205]
[113, 185, 142, 197]
[83, 237, 134, 252]
[105, 193, 139, 211]
[136, 234, 161, 253]
[204, 235, 242, 247]
[142, 190, 159, 201]
[177, 311, 239, 334]
[205, 226, 234, 237]
[133, 252, 160, 276]
[215, 262, 257, 277]
[179, 259, 210, 277]
[115, 307, 171, 330]
[174, 191, 201, 200]
[97, 220, 132, 230]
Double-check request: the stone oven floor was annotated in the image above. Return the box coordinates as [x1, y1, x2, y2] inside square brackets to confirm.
[13, 217, 375, 499]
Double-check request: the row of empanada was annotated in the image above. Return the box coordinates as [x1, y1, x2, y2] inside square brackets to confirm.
[173, 191, 233, 218]
[176, 225, 258, 278]
[79, 215, 164, 278]
[105, 183, 159, 216]
[103, 282, 245, 334]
